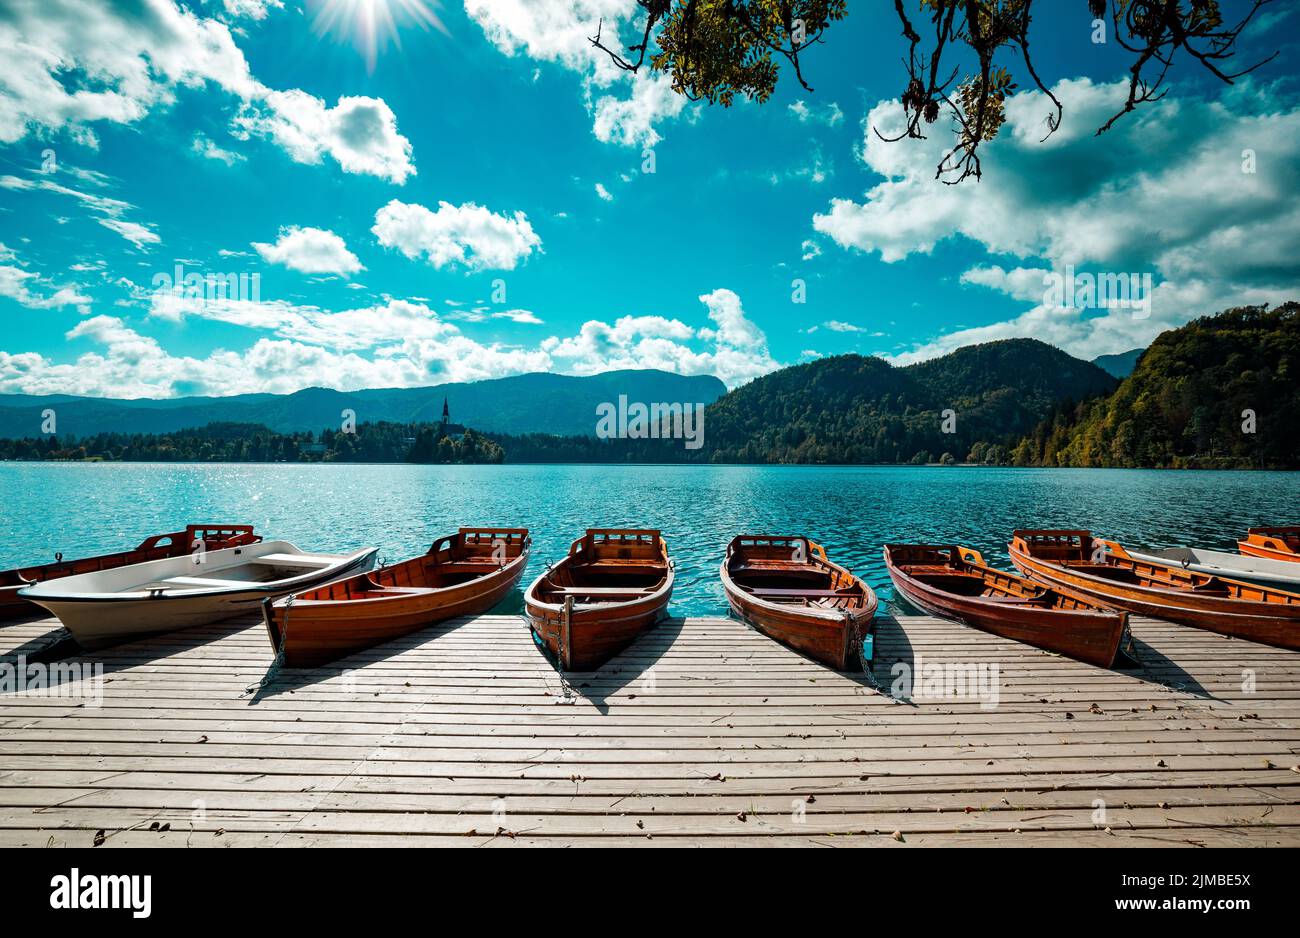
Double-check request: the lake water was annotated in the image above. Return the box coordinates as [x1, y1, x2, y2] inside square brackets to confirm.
[2, 463, 1296, 616]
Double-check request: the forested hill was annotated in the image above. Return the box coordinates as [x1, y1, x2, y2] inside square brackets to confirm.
[688, 338, 1117, 464]
[1015, 303, 1300, 469]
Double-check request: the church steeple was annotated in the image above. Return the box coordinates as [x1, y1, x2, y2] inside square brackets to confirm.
[442, 397, 450, 424]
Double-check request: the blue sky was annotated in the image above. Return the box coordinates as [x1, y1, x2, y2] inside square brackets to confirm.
[0, 0, 1297, 398]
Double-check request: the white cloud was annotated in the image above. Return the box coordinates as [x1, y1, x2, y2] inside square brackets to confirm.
[592, 71, 688, 148]
[252, 226, 363, 276]
[467, 1, 691, 148]
[493, 309, 544, 324]
[0, 173, 157, 247]
[192, 132, 245, 164]
[789, 101, 843, 127]
[0, 0, 413, 182]
[222, 0, 283, 20]
[2, 286, 780, 396]
[800, 239, 821, 261]
[824, 320, 865, 333]
[0, 245, 93, 314]
[464, 0, 631, 73]
[595, 182, 613, 201]
[233, 92, 415, 184]
[150, 294, 456, 350]
[814, 78, 1300, 360]
[96, 218, 161, 249]
[959, 265, 1053, 304]
[372, 199, 542, 271]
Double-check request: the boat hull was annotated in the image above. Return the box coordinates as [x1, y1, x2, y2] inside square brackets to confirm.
[0, 525, 260, 623]
[22, 547, 377, 651]
[526, 596, 670, 671]
[267, 544, 530, 668]
[719, 536, 877, 670]
[1009, 539, 1300, 651]
[1237, 528, 1300, 563]
[525, 530, 673, 671]
[1128, 546, 1300, 591]
[885, 561, 1127, 669]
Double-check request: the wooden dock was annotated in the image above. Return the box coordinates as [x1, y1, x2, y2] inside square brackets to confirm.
[1, 611, 1297, 847]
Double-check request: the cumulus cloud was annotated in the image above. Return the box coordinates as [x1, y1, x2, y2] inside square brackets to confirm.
[814, 78, 1300, 360]
[233, 92, 414, 184]
[543, 290, 778, 386]
[372, 200, 542, 271]
[1, 286, 778, 397]
[0, 0, 413, 183]
[595, 182, 613, 201]
[466, 0, 692, 148]
[592, 72, 688, 148]
[464, 0, 630, 73]
[252, 226, 363, 276]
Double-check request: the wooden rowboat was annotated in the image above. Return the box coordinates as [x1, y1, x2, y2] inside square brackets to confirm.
[525, 529, 673, 670]
[20, 539, 377, 651]
[1238, 527, 1300, 563]
[263, 528, 530, 667]
[1009, 530, 1300, 651]
[1126, 544, 1300, 591]
[884, 544, 1129, 668]
[0, 525, 260, 623]
[721, 535, 877, 670]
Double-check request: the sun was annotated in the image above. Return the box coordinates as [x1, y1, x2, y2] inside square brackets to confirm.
[309, 0, 449, 72]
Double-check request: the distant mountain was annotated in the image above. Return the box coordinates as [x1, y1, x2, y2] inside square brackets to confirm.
[1091, 348, 1145, 379]
[1016, 303, 1300, 469]
[0, 370, 728, 439]
[680, 338, 1117, 464]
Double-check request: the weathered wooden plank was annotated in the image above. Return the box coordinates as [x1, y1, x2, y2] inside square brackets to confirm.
[1, 612, 1297, 847]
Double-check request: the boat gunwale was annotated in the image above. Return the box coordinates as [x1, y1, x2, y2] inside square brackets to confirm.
[524, 530, 673, 620]
[275, 541, 532, 610]
[721, 535, 877, 623]
[883, 544, 1125, 621]
[16, 542, 379, 604]
[1008, 531, 1300, 613]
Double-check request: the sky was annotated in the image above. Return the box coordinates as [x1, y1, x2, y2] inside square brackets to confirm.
[0, 0, 1297, 399]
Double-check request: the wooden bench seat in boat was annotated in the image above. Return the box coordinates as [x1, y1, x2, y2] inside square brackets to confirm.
[550, 586, 653, 597]
[158, 576, 244, 589]
[257, 553, 341, 568]
[745, 587, 854, 598]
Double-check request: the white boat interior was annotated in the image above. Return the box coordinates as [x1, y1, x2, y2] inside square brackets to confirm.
[20, 541, 373, 600]
[1129, 545, 1300, 589]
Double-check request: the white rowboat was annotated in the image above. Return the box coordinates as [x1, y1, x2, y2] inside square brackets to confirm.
[19, 540, 378, 650]
[1125, 545, 1300, 591]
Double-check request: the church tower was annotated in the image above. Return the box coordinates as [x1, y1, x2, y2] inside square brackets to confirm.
[442, 397, 450, 425]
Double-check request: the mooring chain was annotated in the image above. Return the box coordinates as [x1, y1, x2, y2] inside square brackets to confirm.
[849, 609, 887, 697]
[554, 596, 576, 704]
[243, 593, 293, 698]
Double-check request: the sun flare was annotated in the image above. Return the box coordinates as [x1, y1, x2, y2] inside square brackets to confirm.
[309, 0, 448, 71]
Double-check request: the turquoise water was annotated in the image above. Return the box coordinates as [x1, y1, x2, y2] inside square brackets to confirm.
[2, 463, 1297, 615]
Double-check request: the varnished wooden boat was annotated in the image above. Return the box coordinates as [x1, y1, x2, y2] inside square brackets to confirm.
[1009, 530, 1300, 651]
[1238, 527, 1300, 563]
[0, 525, 260, 622]
[721, 535, 877, 670]
[884, 544, 1129, 668]
[525, 529, 673, 670]
[263, 528, 530, 667]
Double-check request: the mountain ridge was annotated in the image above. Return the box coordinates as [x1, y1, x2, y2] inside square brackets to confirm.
[0, 369, 729, 439]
